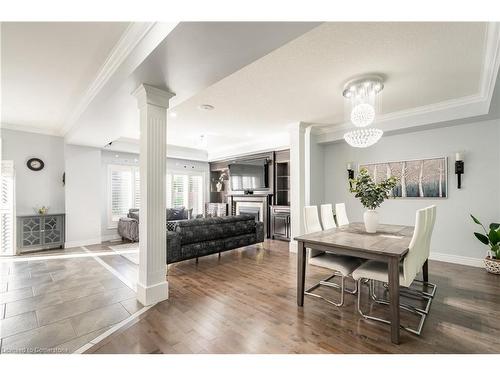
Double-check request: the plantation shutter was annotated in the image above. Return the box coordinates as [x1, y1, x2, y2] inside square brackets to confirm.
[0, 161, 15, 256]
[188, 175, 203, 216]
[110, 166, 133, 222]
[171, 174, 188, 208]
[133, 170, 140, 209]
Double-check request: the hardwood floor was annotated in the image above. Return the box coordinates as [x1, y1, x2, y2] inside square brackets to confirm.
[87, 240, 500, 354]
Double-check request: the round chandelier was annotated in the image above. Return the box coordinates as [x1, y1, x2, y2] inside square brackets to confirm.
[343, 75, 384, 147]
[343, 128, 383, 148]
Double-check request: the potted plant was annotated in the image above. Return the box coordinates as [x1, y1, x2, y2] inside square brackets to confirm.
[349, 168, 398, 233]
[470, 214, 500, 274]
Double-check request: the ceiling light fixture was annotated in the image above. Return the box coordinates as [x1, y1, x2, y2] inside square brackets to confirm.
[198, 104, 215, 111]
[342, 75, 384, 148]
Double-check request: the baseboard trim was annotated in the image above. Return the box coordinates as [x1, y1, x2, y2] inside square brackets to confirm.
[64, 237, 102, 249]
[101, 234, 121, 242]
[429, 252, 484, 268]
[136, 281, 168, 306]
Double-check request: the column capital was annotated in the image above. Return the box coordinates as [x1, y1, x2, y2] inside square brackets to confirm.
[132, 84, 175, 109]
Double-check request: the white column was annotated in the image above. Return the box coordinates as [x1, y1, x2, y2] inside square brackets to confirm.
[132, 84, 174, 306]
[289, 122, 311, 253]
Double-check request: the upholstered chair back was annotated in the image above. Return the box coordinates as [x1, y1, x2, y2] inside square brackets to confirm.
[304, 205, 324, 258]
[320, 204, 336, 230]
[335, 203, 349, 227]
[403, 206, 435, 285]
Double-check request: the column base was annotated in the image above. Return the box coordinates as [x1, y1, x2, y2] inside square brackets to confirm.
[289, 240, 298, 253]
[136, 280, 169, 306]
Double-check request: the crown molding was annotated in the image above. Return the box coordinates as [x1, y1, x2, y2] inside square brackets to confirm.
[61, 22, 156, 136]
[0, 123, 63, 137]
[316, 22, 500, 143]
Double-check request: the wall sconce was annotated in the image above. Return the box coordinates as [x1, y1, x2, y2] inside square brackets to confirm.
[347, 162, 355, 188]
[455, 152, 464, 189]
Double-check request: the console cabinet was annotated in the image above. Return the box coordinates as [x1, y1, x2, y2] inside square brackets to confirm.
[17, 214, 65, 253]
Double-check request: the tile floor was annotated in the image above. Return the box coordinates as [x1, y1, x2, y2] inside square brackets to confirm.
[0, 244, 141, 354]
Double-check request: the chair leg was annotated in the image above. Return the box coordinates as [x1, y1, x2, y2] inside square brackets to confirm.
[305, 274, 346, 307]
[357, 279, 428, 336]
[370, 280, 433, 315]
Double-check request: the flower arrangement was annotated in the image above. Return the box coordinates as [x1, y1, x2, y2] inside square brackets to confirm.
[35, 206, 49, 215]
[349, 168, 398, 209]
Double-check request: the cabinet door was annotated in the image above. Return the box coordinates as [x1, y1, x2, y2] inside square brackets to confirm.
[42, 215, 63, 245]
[21, 217, 42, 247]
[273, 215, 288, 238]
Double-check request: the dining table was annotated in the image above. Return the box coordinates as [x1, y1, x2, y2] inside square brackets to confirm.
[294, 222, 420, 345]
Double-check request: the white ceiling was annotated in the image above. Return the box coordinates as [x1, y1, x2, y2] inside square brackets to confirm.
[1, 22, 129, 133]
[169, 22, 490, 156]
[1, 22, 498, 161]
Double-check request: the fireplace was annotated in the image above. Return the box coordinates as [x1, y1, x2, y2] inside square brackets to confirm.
[237, 205, 262, 222]
[229, 194, 271, 238]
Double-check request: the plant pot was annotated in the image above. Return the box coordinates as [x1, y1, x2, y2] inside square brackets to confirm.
[363, 209, 378, 233]
[484, 256, 500, 274]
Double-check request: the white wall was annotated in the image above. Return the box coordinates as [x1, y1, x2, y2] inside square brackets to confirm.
[322, 118, 500, 264]
[65, 144, 102, 247]
[1, 129, 65, 215]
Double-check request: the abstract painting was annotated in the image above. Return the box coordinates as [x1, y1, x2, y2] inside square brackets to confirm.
[359, 157, 447, 198]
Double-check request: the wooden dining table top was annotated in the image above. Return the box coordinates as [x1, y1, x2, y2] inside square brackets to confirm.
[294, 222, 414, 258]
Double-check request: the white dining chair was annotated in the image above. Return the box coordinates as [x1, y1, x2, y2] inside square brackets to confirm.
[335, 203, 349, 227]
[320, 204, 336, 230]
[304, 205, 362, 307]
[352, 206, 437, 335]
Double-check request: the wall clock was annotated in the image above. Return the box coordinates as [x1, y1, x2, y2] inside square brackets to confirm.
[27, 158, 45, 171]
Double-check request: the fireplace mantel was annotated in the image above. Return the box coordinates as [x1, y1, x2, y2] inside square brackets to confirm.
[228, 194, 272, 238]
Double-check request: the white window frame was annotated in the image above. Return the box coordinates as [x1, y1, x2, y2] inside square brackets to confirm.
[167, 169, 207, 217]
[107, 164, 140, 229]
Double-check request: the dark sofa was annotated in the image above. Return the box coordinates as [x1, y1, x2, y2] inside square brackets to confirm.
[167, 215, 264, 264]
[118, 210, 264, 264]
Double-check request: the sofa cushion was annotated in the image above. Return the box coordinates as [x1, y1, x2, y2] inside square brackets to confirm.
[175, 215, 256, 245]
[167, 207, 191, 220]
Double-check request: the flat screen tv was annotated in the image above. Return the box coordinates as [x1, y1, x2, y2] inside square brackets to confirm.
[229, 159, 268, 191]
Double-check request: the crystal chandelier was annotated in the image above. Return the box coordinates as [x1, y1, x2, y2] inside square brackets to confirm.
[343, 76, 384, 148]
[343, 128, 383, 148]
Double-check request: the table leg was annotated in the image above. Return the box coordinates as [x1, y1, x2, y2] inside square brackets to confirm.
[422, 259, 429, 283]
[297, 241, 306, 307]
[388, 257, 400, 344]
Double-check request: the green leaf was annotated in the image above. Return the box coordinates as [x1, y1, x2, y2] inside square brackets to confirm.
[474, 232, 489, 245]
[470, 214, 482, 225]
[489, 228, 500, 245]
[489, 223, 500, 230]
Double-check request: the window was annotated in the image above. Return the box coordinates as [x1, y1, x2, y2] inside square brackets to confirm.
[167, 173, 204, 216]
[0, 161, 15, 256]
[108, 165, 205, 226]
[108, 165, 139, 226]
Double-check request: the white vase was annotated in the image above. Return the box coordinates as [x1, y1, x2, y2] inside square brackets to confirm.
[363, 209, 378, 233]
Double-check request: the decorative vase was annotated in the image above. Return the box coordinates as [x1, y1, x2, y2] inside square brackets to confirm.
[363, 209, 378, 233]
[484, 256, 500, 274]
[216, 181, 223, 192]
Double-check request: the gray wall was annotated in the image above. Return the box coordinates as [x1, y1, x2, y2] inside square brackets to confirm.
[322, 118, 500, 261]
[1, 129, 65, 215]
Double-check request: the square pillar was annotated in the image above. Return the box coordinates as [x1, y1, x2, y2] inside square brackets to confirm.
[289, 122, 311, 253]
[132, 84, 174, 305]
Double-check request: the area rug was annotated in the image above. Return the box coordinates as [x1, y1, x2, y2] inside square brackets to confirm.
[109, 243, 139, 265]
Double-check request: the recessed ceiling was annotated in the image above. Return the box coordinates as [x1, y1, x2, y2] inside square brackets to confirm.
[168, 22, 488, 154]
[1, 22, 129, 133]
